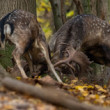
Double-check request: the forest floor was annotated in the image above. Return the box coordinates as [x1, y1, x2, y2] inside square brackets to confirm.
[0, 86, 64, 110]
[0, 45, 110, 110]
[0, 75, 110, 110]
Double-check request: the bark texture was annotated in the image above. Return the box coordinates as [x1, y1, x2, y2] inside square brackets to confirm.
[60, 0, 66, 23]
[0, 0, 36, 18]
[96, 0, 108, 20]
[73, 0, 84, 14]
[90, 0, 97, 15]
[49, 0, 63, 31]
[108, 0, 110, 20]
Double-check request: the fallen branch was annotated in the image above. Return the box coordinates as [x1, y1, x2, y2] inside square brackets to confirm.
[2, 77, 110, 110]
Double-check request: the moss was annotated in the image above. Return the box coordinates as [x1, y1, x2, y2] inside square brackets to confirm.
[0, 43, 14, 68]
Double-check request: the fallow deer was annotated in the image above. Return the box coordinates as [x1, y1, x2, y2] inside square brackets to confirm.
[0, 10, 62, 82]
[49, 14, 110, 77]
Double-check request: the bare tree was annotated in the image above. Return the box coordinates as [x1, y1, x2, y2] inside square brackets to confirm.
[108, 0, 110, 20]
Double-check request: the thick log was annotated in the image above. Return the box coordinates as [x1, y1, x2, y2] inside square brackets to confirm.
[2, 77, 110, 110]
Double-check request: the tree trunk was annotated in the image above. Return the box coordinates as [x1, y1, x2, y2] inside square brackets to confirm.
[81, 0, 91, 14]
[90, 0, 97, 15]
[49, 0, 63, 31]
[107, 0, 110, 21]
[73, 0, 84, 14]
[96, 0, 108, 20]
[60, 0, 66, 23]
[0, 0, 36, 18]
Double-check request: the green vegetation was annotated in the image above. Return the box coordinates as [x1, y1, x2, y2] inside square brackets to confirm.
[0, 43, 14, 68]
